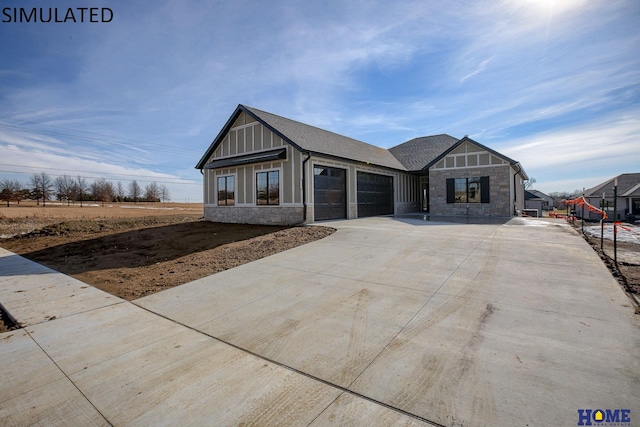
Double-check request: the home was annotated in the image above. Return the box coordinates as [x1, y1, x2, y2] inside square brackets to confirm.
[524, 189, 554, 217]
[583, 173, 640, 222]
[195, 105, 528, 225]
[528, 190, 555, 209]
